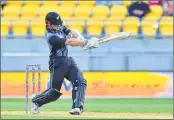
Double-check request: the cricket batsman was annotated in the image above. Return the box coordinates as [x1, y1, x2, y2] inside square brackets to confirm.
[31, 12, 99, 115]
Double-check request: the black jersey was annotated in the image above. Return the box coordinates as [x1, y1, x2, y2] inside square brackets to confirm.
[45, 26, 71, 58]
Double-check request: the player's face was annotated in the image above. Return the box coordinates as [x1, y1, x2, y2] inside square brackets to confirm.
[52, 24, 63, 31]
[47, 24, 63, 33]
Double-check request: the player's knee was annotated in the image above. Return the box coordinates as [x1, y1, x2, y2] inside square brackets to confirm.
[78, 76, 87, 86]
[72, 78, 87, 89]
[51, 78, 63, 91]
[32, 88, 62, 102]
[82, 79, 87, 87]
[32, 88, 62, 107]
[48, 88, 62, 100]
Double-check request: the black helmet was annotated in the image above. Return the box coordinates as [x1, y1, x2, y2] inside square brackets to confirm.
[45, 12, 63, 25]
[45, 12, 63, 33]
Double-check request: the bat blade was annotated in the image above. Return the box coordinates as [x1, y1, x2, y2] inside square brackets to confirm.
[98, 32, 131, 44]
[84, 32, 131, 50]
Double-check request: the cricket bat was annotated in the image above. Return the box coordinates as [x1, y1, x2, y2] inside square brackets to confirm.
[84, 32, 131, 50]
[97, 32, 131, 44]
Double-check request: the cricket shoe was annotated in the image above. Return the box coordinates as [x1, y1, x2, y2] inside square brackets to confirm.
[31, 102, 40, 114]
[69, 106, 83, 115]
[31, 95, 40, 114]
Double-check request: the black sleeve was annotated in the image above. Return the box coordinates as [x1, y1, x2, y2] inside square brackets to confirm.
[49, 35, 66, 47]
[63, 25, 71, 35]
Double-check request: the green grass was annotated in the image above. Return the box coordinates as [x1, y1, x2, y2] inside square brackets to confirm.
[1, 98, 173, 119]
[1, 115, 103, 119]
[1, 98, 173, 113]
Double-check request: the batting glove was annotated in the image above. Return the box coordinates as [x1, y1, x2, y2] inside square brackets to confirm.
[83, 37, 99, 50]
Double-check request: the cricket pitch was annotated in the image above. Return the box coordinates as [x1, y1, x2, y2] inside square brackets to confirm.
[1, 111, 173, 119]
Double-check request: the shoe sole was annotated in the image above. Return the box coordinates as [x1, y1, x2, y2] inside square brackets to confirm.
[69, 112, 80, 115]
[69, 111, 81, 115]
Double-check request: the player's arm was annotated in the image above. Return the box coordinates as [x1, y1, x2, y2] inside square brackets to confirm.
[63, 25, 71, 36]
[48, 35, 66, 47]
[48, 29, 85, 47]
[65, 38, 86, 47]
[62, 26, 85, 47]
[65, 30, 99, 49]
[66, 36, 99, 49]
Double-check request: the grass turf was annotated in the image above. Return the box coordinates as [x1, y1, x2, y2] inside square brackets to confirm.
[1, 98, 173, 119]
[1, 114, 105, 119]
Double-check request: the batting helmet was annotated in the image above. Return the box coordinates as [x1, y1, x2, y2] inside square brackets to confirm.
[45, 12, 63, 33]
